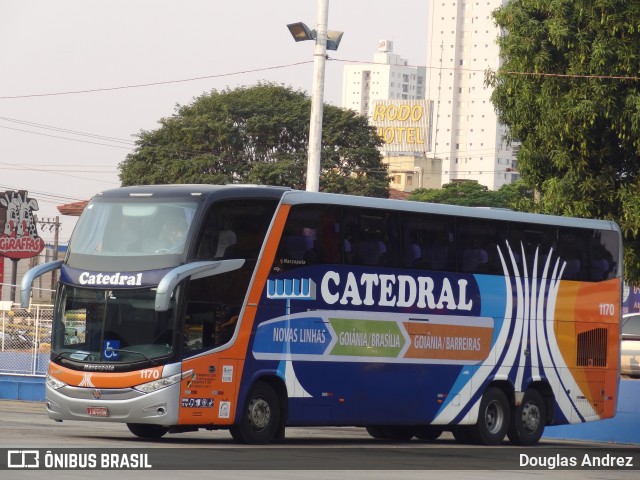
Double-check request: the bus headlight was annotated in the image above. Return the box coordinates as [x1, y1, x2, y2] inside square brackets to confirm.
[133, 372, 185, 394]
[46, 374, 67, 390]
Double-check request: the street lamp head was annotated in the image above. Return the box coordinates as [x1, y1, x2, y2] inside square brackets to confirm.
[287, 22, 315, 42]
[287, 22, 343, 51]
[326, 31, 344, 51]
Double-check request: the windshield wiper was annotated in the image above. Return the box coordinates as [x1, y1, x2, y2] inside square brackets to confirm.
[51, 350, 98, 363]
[104, 347, 153, 363]
[51, 351, 68, 363]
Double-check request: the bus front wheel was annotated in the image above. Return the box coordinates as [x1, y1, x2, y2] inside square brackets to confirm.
[126, 423, 169, 439]
[452, 426, 472, 444]
[507, 389, 546, 446]
[468, 387, 509, 445]
[230, 381, 280, 444]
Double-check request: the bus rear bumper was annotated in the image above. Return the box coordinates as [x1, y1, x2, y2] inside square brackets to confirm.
[45, 383, 180, 426]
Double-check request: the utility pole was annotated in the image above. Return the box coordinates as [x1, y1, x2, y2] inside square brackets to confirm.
[38, 216, 61, 302]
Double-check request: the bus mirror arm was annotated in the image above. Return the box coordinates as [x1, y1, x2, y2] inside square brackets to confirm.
[20, 260, 64, 308]
[155, 259, 245, 312]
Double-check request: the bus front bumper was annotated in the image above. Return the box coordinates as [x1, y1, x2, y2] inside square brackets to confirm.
[45, 382, 180, 426]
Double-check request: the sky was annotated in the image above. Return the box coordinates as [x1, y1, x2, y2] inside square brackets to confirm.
[0, 0, 428, 245]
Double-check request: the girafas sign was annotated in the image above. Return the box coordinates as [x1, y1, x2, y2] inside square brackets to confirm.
[371, 100, 432, 153]
[0, 190, 45, 259]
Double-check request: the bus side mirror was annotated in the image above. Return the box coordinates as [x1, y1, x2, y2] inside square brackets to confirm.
[20, 260, 63, 308]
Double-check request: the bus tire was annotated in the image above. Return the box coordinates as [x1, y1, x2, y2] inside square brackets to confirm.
[507, 389, 546, 446]
[468, 387, 509, 445]
[415, 426, 443, 441]
[126, 423, 169, 439]
[452, 426, 472, 444]
[230, 381, 280, 444]
[365, 426, 414, 441]
[381, 426, 415, 441]
[365, 426, 386, 439]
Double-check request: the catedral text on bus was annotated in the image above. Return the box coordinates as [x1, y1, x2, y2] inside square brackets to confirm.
[22, 185, 623, 445]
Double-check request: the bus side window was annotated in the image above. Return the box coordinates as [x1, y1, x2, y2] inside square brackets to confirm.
[507, 224, 557, 278]
[558, 228, 589, 281]
[457, 218, 501, 274]
[402, 213, 454, 272]
[196, 199, 277, 260]
[275, 204, 342, 271]
[344, 208, 399, 267]
[182, 264, 252, 357]
[589, 230, 617, 281]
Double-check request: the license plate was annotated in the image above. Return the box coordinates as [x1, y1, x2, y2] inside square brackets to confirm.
[87, 406, 109, 417]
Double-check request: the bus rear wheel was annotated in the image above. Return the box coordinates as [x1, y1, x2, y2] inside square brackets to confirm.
[230, 381, 280, 444]
[126, 423, 169, 439]
[507, 389, 546, 446]
[468, 387, 509, 445]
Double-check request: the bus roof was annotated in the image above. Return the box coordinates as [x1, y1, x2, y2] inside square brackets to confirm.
[93, 184, 292, 200]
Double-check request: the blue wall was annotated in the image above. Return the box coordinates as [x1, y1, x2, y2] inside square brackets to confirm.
[0, 375, 45, 401]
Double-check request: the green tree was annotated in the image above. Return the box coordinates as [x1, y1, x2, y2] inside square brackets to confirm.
[119, 83, 389, 197]
[409, 180, 533, 209]
[488, 0, 640, 282]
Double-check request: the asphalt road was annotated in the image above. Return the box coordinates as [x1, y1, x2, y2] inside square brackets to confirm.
[0, 400, 638, 480]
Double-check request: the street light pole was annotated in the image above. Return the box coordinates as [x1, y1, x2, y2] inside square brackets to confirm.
[306, 0, 329, 193]
[287, 1, 342, 192]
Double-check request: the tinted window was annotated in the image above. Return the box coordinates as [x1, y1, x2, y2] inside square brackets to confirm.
[274, 204, 342, 272]
[588, 230, 617, 281]
[507, 223, 557, 278]
[344, 208, 400, 267]
[268, 202, 619, 283]
[557, 228, 617, 282]
[457, 218, 503, 274]
[402, 212, 455, 271]
[196, 199, 278, 260]
[557, 228, 590, 280]
[182, 261, 255, 356]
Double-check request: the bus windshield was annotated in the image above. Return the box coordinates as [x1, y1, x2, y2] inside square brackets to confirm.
[52, 285, 179, 367]
[70, 200, 197, 257]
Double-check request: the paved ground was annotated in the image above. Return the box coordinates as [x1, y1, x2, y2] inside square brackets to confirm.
[0, 400, 638, 479]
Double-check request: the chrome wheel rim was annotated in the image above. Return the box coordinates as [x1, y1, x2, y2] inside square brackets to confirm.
[247, 397, 271, 430]
[485, 399, 505, 434]
[520, 402, 541, 434]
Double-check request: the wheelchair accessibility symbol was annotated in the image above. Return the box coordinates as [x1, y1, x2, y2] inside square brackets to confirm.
[102, 340, 121, 360]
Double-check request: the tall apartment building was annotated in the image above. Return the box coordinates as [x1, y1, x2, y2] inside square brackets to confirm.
[426, 0, 519, 190]
[342, 41, 441, 192]
[342, 40, 426, 118]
